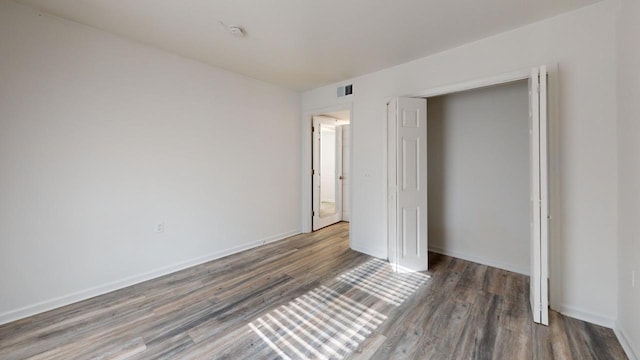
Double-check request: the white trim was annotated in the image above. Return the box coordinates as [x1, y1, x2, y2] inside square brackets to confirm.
[428, 245, 529, 276]
[387, 99, 398, 271]
[0, 229, 300, 326]
[614, 321, 639, 360]
[555, 304, 616, 328]
[529, 66, 543, 324]
[406, 68, 531, 98]
[350, 243, 386, 260]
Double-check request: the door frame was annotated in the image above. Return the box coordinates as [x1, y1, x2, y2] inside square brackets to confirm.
[301, 104, 353, 234]
[312, 116, 344, 230]
[389, 63, 558, 320]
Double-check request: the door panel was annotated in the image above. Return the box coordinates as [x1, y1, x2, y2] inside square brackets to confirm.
[389, 97, 428, 272]
[402, 137, 420, 191]
[539, 66, 549, 325]
[388, 100, 398, 270]
[312, 117, 321, 231]
[529, 66, 549, 325]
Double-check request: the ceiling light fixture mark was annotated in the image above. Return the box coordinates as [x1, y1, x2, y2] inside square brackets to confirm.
[219, 21, 246, 38]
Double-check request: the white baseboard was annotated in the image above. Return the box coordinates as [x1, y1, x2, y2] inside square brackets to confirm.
[350, 242, 386, 260]
[0, 229, 300, 326]
[555, 304, 616, 328]
[428, 245, 529, 276]
[614, 321, 639, 360]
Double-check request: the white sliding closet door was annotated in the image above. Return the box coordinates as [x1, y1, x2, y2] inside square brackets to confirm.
[529, 66, 549, 325]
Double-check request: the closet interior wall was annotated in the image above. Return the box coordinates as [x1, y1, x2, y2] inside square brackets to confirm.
[426, 80, 530, 275]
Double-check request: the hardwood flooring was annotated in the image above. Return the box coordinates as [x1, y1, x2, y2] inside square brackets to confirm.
[0, 222, 628, 359]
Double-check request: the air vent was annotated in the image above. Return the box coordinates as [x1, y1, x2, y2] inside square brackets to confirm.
[337, 84, 353, 98]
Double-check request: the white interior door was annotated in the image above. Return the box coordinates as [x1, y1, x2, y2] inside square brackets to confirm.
[312, 116, 343, 231]
[388, 98, 428, 272]
[529, 66, 549, 325]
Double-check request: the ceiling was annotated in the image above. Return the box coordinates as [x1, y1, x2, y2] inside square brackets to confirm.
[17, 0, 600, 91]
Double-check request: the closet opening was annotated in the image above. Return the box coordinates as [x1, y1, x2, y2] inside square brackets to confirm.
[426, 80, 530, 276]
[387, 66, 550, 324]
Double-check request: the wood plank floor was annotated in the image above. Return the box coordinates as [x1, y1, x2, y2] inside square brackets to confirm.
[0, 222, 628, 359]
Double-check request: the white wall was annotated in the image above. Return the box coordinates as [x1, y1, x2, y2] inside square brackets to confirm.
[302, 2, 618, 325]
[0, 0, 301, 324]
[616, 0, 640, 357]
[427, 81, 530, 275]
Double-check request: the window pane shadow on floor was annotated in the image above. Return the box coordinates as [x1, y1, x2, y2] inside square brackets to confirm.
[245, 259, 431, 360]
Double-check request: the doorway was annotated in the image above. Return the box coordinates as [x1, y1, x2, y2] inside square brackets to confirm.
[427, 80, 530, 276]
[312, 111, 351, 231]
[387, 66, 550, 325]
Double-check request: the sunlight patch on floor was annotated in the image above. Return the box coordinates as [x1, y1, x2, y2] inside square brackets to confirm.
[249, 286, 386, 360]
[337, 258, 430, 306]
[248, 258, 430, 359]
